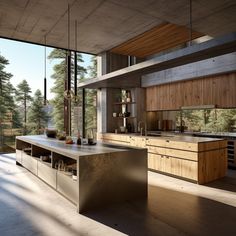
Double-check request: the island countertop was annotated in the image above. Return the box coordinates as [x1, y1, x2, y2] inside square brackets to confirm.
[100, 132, 224, 143]
[16, 135, 147, 213]
[16, 135, 140, 160]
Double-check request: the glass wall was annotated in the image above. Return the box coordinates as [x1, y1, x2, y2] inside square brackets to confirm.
[0, 37, 97, 153]
[176, 109, 236, 132]
[84, 89, 97, 139]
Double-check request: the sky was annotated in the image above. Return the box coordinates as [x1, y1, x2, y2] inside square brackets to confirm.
[0, 38, 93, 99]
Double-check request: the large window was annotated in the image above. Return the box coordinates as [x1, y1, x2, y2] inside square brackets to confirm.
[0, 38, 97, 153]
[176, 109, 236, 132]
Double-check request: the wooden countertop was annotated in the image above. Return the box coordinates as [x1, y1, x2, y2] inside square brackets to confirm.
[103, 133, 224, 143]
[16, 135, 140, 160]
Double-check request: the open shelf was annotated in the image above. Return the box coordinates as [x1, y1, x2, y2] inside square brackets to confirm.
[113, 102, 136, 105]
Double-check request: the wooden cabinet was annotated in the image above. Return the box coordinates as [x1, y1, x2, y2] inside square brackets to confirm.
[147, 138, 227, 184]
[99, 133, 130, 145]
[129, 136, 147, 148]
[146, 73, 236, 111]
[99, 133, 227, 184]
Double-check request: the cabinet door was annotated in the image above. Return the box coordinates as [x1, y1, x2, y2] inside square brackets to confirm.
[170, 157, 182, 176]
[57, 171, 78, 204]
[22, 152, 31, 170]
[181, 159, 198, 181]
[16, 150, 22, 164]
[148, 153, 163, 171]
[38, 162, 57, 188]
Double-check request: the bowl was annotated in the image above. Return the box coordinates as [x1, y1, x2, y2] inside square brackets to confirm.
[120, 126, 126, 133]
[45, 129, 57, 138]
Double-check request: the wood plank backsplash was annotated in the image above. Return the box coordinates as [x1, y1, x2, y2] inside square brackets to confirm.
[146, 72, 236, 111]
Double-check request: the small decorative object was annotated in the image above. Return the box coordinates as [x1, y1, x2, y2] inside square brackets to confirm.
[124, 111, 131, 117]
[45, 128, 57, 138]
[65, 136, 74, 144]
[87, 129, 96, 145]
[77, 130, 81, 145]
[120, 126, 126, 133]
[113, 112, 117, 117]
[126, 90, 132, 102]
[58, 160, 64, 171]
[57, 131, 66, 140]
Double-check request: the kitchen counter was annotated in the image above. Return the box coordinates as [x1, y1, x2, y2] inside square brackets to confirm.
[99, 132, 228, 184]
[100, 132, 224, 143]
[16, 135, 147, 213]
[16, 135, 137, 160]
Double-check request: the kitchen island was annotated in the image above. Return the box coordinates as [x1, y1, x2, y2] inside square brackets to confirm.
[99, 133, 227, 184]
[15, 135, 147, 213]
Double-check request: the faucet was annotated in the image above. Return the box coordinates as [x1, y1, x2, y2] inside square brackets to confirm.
[138, 121, 147, 136]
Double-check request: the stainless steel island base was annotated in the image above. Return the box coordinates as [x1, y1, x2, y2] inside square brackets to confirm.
[16, 135, 147, 213]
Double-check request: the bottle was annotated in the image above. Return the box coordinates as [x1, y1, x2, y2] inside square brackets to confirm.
[87, 129, 94, 145]
[77, 130, 81, 145]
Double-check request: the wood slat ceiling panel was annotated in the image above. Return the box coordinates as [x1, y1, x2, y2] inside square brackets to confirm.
[110, 23, 204, 58]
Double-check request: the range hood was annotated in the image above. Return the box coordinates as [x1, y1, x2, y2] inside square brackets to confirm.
[181, 105, 216, 110]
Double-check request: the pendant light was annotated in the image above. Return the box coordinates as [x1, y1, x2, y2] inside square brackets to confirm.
[44, 35, 47, 105]
[189, 0, 193, 46]
[74, 20, 78, 103]
[64, 4, 74, 100]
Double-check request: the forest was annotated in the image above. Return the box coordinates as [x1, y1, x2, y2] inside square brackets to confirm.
[0, 49, 97, 152]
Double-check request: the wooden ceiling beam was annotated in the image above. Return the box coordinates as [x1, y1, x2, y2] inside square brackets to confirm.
[110, 23, 204, 58]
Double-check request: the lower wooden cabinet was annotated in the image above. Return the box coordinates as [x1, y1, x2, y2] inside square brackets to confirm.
[148, 153, 198, 181]
[99, 133, 227, 184]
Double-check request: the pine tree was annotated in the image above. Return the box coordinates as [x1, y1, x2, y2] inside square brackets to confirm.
[0, 53, 20, 149]
[84, 56, 97, 137]
[28, 89, 49, 134]
[49, 49, 86, 132]
[15, 79, 32, 134]
[4, 82, 21, 128]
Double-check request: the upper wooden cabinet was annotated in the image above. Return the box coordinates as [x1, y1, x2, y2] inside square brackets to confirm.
[146, 72, 236, 111]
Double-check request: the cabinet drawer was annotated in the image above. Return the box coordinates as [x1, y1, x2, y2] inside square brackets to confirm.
[102, 134, 128, 142]
[16, 150, 22, 164]
[57, 171, 78, 204]
[165, 140, 198, 151]
[22, 152, 31, 169]
[22, 153, 38, 175]
[129, 136, 146, 148]
[165, 148, 198, 161]
[146, 138, 166, 147]
[38, 162, 57, 188]
[148, 146, 166, 155]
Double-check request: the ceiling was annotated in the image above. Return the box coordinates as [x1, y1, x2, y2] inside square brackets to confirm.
[0, 0, 236, 55]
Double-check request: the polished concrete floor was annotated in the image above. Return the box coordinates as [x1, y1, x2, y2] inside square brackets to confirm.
[0, 153, 236, 236]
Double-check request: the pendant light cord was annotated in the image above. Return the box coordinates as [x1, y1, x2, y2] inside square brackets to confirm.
[44, 36, 46, 79]
[44, 35, 47, 105]
[189, 0, 193, 46]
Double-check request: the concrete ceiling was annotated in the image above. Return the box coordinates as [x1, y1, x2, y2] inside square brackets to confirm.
[0, 0, 236, 55]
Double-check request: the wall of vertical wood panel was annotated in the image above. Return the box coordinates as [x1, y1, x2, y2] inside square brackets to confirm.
[146, 72, 236, 111]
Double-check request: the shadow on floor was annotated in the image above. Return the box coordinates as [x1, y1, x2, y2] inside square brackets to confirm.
[204, 170, 236, 192]
[84, 184, 236, 236]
